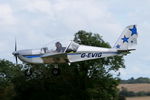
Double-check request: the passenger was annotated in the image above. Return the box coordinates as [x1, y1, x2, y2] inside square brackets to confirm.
[55, 42, 66, 52]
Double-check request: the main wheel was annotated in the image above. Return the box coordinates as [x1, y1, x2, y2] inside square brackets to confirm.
[52, 68, 61, 76]
[24, 68, 33, 76]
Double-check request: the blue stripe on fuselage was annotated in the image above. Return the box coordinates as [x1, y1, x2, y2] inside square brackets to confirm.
[23, 55, 42, 58]
[67, 53, 81, 55]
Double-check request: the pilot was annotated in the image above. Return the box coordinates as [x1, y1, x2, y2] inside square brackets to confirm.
[55, 42, 66, 52]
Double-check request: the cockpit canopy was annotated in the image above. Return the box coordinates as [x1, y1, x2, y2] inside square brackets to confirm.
[40, 41, 79, 54]
[65, 41, 79, 53]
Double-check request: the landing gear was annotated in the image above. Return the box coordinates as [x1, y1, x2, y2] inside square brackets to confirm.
[52, 65, 61, 76]
[24, 68, 33, 76]
[52, 68, 61, 76]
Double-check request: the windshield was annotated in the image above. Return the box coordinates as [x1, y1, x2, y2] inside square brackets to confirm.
[40, 41, 79, 54]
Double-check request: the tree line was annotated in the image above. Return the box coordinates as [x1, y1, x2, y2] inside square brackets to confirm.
[121, 77, 150, 84]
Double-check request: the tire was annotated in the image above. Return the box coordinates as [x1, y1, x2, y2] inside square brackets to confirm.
[52, 68, 60, 76]
[24, 69, 32, 76]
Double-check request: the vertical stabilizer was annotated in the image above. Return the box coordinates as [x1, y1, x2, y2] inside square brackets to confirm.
[113, 25, 138, 50]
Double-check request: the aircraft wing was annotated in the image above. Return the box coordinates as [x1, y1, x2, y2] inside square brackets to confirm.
[41, 53, 68, 64]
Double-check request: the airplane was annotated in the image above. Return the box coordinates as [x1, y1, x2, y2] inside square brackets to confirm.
[12, 25, 138, 75]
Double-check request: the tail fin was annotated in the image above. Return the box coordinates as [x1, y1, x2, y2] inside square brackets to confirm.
[113, 25, 138, 50]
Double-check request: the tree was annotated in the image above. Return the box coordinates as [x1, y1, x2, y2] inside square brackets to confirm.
[0, 59, 23, 100]
[71, 30, 125, 100]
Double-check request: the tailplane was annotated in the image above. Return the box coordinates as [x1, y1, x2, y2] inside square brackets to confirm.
[113, 25, 138, 50]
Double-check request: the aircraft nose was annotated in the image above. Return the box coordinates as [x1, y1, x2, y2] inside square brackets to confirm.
[12, 51, 19, 56]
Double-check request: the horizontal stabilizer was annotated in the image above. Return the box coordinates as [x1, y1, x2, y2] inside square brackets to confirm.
[117, 49, 136, 54]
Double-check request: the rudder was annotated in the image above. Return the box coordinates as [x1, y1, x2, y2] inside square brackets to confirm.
[113, 25, 138, 50]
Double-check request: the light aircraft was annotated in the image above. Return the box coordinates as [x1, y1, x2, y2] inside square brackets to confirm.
[12, 25, 138, 75]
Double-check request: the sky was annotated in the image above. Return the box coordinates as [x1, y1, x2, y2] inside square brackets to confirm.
[0, 0, 149, 79]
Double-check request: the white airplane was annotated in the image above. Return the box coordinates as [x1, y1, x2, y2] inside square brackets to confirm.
[12, 25, 138, 75]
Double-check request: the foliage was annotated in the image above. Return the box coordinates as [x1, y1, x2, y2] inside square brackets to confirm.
[121, 77, 150, 84]
[73, 30, 125, 100]
[0, 59, 23, 100]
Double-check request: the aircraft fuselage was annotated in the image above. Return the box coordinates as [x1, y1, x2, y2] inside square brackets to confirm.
[13, 45, 119, 64]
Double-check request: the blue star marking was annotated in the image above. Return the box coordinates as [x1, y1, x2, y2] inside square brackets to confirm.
[122, 35, 129, 43]
[129, 25, 137, 36]
[116, 44, 120, 48]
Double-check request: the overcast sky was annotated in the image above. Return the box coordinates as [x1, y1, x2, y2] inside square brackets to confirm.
[0, 0, 149, 79]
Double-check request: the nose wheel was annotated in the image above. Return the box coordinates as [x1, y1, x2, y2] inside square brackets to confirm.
[52, 65, 61, 76]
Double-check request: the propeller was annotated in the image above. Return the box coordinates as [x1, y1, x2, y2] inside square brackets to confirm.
[13, 39, 18, 65]
[15, 39, 18, 65]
